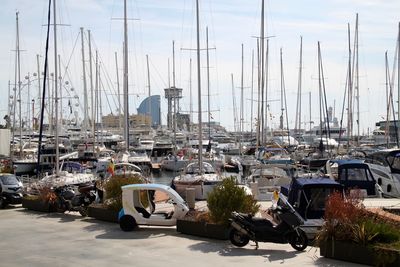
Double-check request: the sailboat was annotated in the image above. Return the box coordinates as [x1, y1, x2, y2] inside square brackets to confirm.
[38, 0, 95, 187]
[172, 0, 222, 200]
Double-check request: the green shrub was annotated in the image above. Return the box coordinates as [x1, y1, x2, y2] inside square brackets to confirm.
[362, 219, 400, 244]
[207, 177, 260, 226]
[103, 174, 144, 211]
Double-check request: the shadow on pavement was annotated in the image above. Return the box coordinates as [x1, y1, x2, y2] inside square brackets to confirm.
[16, 207, 86, 222]
[81, 219, 179, 240]
[188, 241, 308, 264]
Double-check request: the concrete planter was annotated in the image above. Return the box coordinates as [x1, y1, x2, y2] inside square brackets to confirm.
[87, 205, 119, 223]
[22, 198, 55, 213]
[320, 240, 400, 267]
[176, 219, 229, 240]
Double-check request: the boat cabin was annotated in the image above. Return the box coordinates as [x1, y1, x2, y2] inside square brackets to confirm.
[325, 159, 382, 197]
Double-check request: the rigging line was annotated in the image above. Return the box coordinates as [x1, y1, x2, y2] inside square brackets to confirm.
[338, 67, 349, 146]
[91, 38, 120, 111]
[149, 57, 168, 88]
[178, 0, 186, 90]
[99, 59, 118, 111]
[390, 80, 399, 147]
[282, 52, 290, 145]
[92, 41, 118, 103]
[99, 70, 113, 115]
[106, 0, 117, 67]
[208, 0, 221, 125]
[61, 31, 80, 85]
[127, 0, 143, 97]
[389, 40, 399, 147]
[59, 31, 84, 113]
[178, 0, 187, 88]
[132, 0, 146, 96]
[320, 45, 332, 154]
[37, 0, 52, 177]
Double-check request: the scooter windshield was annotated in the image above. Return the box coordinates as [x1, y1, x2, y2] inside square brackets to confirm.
[278, 192, 305, 225]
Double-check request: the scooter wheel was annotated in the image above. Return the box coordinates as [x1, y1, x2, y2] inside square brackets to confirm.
[79, 206, 88, 217]
[0, 197, 6, 209]
[229, 229, 249, 247]
[119, 215, 137, 232]
[289, 230, 308, 251]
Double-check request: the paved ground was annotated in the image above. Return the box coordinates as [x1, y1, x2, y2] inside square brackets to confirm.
[0, 206, 368, 267]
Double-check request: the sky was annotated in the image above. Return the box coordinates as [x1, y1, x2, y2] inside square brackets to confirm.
[0, 0, 399, 135]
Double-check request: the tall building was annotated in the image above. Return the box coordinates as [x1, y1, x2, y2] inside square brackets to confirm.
[137, 95, 161, 127]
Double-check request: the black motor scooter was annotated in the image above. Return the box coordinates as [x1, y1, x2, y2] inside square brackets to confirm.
[53, 181, 102, 216]
[229, 192, 308, 251]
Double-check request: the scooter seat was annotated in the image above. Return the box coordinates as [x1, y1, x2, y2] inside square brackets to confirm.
[78, 185, 95, 194]
[251, 217, 273, 227]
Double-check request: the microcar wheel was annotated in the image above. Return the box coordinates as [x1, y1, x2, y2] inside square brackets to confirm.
[289, 230, 308, 251]
[119, 215, 137, 232]
[229, 229, 249, 247]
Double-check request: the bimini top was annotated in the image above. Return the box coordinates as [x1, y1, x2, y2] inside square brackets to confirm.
[292, 177, 342, 188]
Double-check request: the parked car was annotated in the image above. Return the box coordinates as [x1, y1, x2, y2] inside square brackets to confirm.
[118, 183, 189, 231]
[0, 173, 23, 208]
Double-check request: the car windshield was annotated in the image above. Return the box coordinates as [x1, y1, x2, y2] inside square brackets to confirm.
[0, 175, 19, 185]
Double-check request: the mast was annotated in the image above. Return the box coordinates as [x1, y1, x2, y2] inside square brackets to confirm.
[398, 22, 400, 143]
[318, 42, 323, 141]
[13, 12, 22, 157]
[26, 73, 31, 133]
[196, 0, 203, 174]
[48, 69, 52, 133]
[123, 0, 129, 151]
[167, 58, 171, 129]
[347, 23, 353, 146]
[146, 54, 151, 127]
[309, 91, 312, 132]
[88, 30, 95, 151]
[58, 54, 62, 133]
[17, 13, 22, 156]
[250, 49, 254, 137]
[231, 74, 238, 133]
[385, 51, 390, 147]
[265, 38, 269, 139]
[354, 14, 360, 145]
[240, 43, 244, 155]
[295, 36, 303, 133]
[256, 38, 260, 147]
[99, 61, 104, 143]
[115, 52, 122, 130]
[172, 41, 177, 154]
[53, 0, 60, 175]
[189, 58, 193, 132]
[7, 80, 11, 128]
[95, 50, 99, 145]
[37, 0, 51, 176]
[206, 27, 211, 144]
[260, 0, 265, 145]
[36, 54, 41, 130]
[280, 48, 284, 130]
[80, 27, 88, 139]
